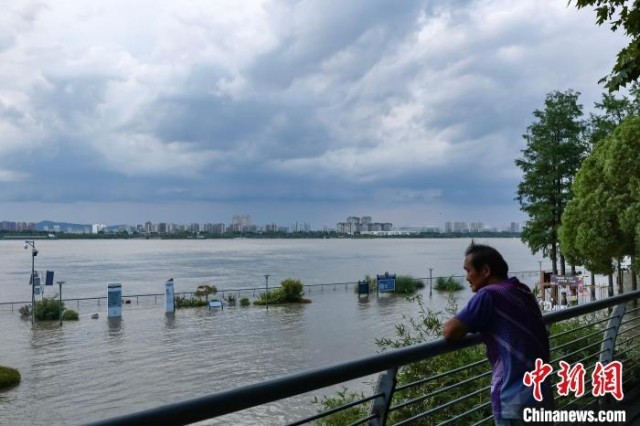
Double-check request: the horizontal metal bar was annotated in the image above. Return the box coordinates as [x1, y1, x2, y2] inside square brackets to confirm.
[435, 401, 491, 426]
[287, 392, 381, 426]
[392, 386, 489, 426]
[470, 414, 495, 426]
[549, 317, 610, 340]
[390, 371, 490, 412]
[347, 413, 378, 426]
[551, 339, 607, 363]
[395, 358, 488, 392]
[542, 291, 640, 324]
[550, 327, 611, 353]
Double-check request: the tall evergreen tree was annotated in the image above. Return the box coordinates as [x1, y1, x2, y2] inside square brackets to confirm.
[516, 90, 587, 274]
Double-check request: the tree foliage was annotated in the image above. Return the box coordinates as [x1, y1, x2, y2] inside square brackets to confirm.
[587, 85, 640, 146]
[516, 90, 587, 274]
[572, 1, 640, 91]
[560, 115, 640, 273]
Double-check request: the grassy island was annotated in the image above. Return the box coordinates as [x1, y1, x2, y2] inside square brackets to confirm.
[0, 366, 21, 390]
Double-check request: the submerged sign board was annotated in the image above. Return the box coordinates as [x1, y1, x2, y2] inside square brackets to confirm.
[377, 273, 396, 293]
[107, 283, 122, 318]
[165, 278, 175, 314]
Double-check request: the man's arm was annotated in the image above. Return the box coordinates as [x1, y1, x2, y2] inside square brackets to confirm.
[443, 317, 468, 342]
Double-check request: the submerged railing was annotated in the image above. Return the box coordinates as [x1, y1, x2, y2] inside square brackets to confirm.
[87, 290, 640, 426]
[0, 271, 543, 311]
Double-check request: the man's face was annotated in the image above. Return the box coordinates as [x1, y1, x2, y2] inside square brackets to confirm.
[463, 254, 490, 292]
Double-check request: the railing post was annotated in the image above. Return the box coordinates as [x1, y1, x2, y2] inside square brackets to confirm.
[368, 367, 397, 426]
[598, 302, 626, 410]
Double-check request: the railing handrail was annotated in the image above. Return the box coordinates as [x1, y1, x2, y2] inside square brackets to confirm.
[86, 289, 640, 426]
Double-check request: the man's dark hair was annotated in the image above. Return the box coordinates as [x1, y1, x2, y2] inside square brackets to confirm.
[465, 242, 509, 279]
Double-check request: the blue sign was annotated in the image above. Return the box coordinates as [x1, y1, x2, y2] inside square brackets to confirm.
[377, 274, 396, 292]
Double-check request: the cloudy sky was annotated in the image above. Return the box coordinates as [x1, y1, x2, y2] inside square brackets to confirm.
[0, 0, 628, 229]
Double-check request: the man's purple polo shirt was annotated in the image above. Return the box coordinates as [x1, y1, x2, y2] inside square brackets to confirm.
[455, 277, 554, 420]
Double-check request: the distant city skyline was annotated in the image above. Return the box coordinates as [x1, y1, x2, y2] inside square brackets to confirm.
[0, 215, 522, 234]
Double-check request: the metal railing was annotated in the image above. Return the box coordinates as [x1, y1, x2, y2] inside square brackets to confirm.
[86, 289, 640, 426]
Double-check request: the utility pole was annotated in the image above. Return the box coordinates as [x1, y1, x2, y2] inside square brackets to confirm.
[25, 240, 38, 325]
[429, 268, 433, 298]
[57, 281, 65, 326]
[265, 274, 270, 311]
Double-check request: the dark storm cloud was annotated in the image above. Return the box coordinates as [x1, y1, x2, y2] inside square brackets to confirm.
[0, 0, 629, 226]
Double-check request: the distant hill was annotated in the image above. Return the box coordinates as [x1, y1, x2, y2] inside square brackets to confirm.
[36, 221, 128, 233]
[36, 220, 91, 232]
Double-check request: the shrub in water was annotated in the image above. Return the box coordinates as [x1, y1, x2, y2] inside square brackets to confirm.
[34, 297, 64, 321]
[175, 296, 208, 309]
[434, 276, 464, 292]
[254, 278, 310, 305]
[0, 366, 20, 390]
[194, 284, 217, 298]
[61, 309, 79, 321]
[281, 278, 304, 302]
[18, 305, 31, 318]
[239, 297, 250, 307]
[394, 275, 426, 294]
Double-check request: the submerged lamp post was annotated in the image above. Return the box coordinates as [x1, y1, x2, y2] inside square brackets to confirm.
[57, 280, 65, 326]
[429, 267, 433, 298]
[264, 274, 270, 311]
[24, 240, 38, 325]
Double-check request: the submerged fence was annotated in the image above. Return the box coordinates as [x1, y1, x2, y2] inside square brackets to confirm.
[0, 270, 543, 312]
[86, 289, 640, 426]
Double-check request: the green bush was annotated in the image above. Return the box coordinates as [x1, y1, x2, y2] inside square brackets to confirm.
[175, 296, 209, 308]
[0, 366, 21, 390]
[254, 278, 310, 305]
[34, 297, 64, 321]
[61, 309, 79, 321]
[394, 275, 425, 294]
[239, 297, 250, 307]
[281, 278, 304, 302]
[434, 276, 464, 292]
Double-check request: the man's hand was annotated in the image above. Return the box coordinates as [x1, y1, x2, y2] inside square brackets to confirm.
[443, 318, 468, 342]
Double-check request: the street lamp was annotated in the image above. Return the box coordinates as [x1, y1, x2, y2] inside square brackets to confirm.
[264, 275, 270, 311]
[57, 281, 65, 326]
[24, 240, 38, 325]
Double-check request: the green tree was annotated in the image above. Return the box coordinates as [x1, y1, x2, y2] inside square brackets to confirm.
[516, 90, 587, 274]
[572, 1, 640, 91]
[560, 116, 640, 293]
[588, 86, 640, 146]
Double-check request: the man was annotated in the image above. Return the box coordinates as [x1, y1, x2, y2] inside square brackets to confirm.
[443, 242, 553, 425]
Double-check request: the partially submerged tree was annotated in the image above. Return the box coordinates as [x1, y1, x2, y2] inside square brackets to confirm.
[516, 90, 587, 274]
